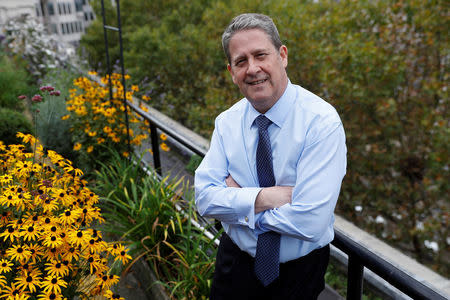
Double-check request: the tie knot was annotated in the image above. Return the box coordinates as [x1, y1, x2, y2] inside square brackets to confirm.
[255, 115, 272, 131]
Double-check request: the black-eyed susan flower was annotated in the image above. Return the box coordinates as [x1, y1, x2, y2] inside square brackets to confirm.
[0, 259, 13, 274]
[44, 260, 69, 277]
[160, 142, 170, 152]
[6, 245, 32, 263]
[73, 143, 82, 151]
[15, 270, 41, 293]
[1, 282, 29, 299]
[37, 291, 64, 300]
[40, 276, 67, 294]
[67, 229, 90, 247]
[114, 247, 132, 265]
[26, 244, 44, 264]
[58, 209, 81, 226]
[104, 289, 125, 300]
[0, 226, 18, 243]
[42, 234, 63, 249]
[96, 274, 119, 290]
[21, 224, 40, 242]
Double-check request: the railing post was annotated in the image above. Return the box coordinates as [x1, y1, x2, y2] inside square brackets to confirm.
[150, 122, 162, 175]
[347, 255, 364, 300]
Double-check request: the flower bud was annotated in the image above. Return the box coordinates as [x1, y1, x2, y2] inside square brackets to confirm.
[31, 95, 43, 102]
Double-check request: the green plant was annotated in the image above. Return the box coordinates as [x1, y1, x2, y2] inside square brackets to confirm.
[0, 53, 33, 110]
[93, 148, 182, 256]
[155, 196, 220, 299]
[0, 107, 32, 145]
[34, 68, 82, 161]
[92, 148, 219, 299]
[185, 154, 203, 175]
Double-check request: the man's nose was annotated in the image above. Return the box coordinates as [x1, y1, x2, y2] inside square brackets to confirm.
[246, 58, 261, 75]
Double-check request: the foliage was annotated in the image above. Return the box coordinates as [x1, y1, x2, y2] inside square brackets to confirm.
[63, 72, 171, 173]
[0, 53, 33, 111]
[1, 15, 73, 79]
[33, 67, 83, 162]
[0, 133, 130, 300]
[185, 155, 203, 176]
[83, 0, 449, 273]
[93, 150, 218, 299]
[0, 108, 32, 146]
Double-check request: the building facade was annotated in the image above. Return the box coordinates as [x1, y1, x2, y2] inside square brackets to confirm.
[0, 0, 95, 47]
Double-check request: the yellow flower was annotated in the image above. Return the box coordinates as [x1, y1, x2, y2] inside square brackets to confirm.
[6, 245, 32, 263]
[87, 145, 94, 153]
[88, 71, 98, 76]
[37, 291, 64, 300]
[40, 276, 67, 294]
[45, 260, 69, 277]
[160, 143, 170, 152]
[122, 151, 129, 158]
[0, 259, 13, 274]
[61, 115, 70, 120]
[114, 247, 131, 264]
[160, 133, 167, 141]
[15, 270, 41, 293]
[88, 131, 97, 137]
[73, 143, 82, 151]
[131, 85, 139, 92]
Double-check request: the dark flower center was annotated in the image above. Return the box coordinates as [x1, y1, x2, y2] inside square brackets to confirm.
[51, 278, 57, 284]
[26, 276, 33, 282]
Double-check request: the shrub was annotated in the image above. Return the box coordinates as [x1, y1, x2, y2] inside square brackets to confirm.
[93, 149, 219, 299]
[0, 108, 32, 145]
[0, 133, 129, 299]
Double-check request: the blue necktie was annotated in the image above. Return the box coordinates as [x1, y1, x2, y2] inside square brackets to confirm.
[254, 115, 281, 287]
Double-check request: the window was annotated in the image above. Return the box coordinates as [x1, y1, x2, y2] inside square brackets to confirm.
[35, 4, 41, 16]
[90, 12, 94, 20]
[70, 22, 74, 33]
[61, 23, 65, 34]
[67, 3, 72, 14]
[47, 2, 55, 15]
[82, 0, 86, 5]
[58, 3, 61, 15]
[75, 0, 83, 12]
[65, 23, 70, 34]
[84, 12, 88, 21]
[51, 23, 57, 34]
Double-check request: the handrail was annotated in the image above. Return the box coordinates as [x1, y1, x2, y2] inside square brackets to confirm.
[125, 100, 447, 300]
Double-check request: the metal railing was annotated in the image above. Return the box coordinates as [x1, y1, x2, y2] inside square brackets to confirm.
[126, 99, 446, 300]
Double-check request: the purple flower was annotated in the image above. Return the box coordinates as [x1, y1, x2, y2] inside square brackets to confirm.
[17, 95, 27, 100]
[31, 94, 43, 102]
[39, 85, 55, 92]
[50, 90, 61, 96]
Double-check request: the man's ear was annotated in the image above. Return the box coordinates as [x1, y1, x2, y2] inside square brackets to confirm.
[227, 64, 237, 85]
[279, 45, 288, 68]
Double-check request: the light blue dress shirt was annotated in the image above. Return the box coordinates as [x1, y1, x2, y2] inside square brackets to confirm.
[195, 81, 347, 262]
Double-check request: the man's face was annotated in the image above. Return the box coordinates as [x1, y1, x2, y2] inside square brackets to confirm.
[227, 29, 288, 113]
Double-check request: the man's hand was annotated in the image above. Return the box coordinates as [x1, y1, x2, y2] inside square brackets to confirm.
[254, 186, 293, 214]
[225, 175, 292, 214]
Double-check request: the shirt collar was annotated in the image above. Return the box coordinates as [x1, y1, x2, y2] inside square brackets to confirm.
[247, 80, 296, 129]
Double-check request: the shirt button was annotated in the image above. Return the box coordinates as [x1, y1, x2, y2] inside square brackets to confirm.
[245, 216, 249, 222]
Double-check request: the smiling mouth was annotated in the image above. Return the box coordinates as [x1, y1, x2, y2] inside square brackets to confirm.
[247, 79, 267, 85]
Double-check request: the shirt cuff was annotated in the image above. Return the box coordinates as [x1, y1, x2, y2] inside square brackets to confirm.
[234, 187, 261, 230]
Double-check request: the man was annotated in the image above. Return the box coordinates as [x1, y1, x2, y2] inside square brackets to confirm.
[195, 13, 346, 300]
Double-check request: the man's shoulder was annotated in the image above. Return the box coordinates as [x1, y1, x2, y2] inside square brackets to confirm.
[215, 98, 247, 125]
[293, 84, 340, 122]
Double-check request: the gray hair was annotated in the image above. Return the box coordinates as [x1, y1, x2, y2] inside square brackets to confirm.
[222, 13, 282, 64]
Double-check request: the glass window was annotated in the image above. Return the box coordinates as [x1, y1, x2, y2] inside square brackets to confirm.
[61, 23, 65, 34]
[70, 22, 74, 33]
[47, 2, 55, 15]
[84, 12, 88, 21]
[75, 0, 83, 12]
[67, 3, 72, 14]
[90, 12, 94, 20]
[35, 4, 41, 16]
